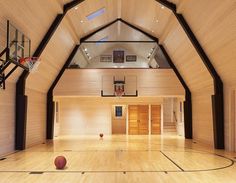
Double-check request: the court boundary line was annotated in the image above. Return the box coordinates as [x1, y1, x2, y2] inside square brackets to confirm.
[0, 153, 234, 174]
[160, 151, 184, 171]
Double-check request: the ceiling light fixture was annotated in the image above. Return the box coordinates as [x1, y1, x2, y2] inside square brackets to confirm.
[80, 20, 84, 23]
[75, 6, 78, 10]
[161, 6, 165, 9]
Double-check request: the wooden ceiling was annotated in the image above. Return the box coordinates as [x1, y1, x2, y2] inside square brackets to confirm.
[66, 0, 173, 41]
[67, 0, 119, 40]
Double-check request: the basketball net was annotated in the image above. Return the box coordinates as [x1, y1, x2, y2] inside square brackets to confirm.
[19, 57, 40, 73]
[115, 86, 124, 98]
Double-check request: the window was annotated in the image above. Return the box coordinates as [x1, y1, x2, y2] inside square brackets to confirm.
[115, 106, 123, 117]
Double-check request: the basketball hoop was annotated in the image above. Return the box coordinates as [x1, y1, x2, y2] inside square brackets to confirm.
[115, 84, 124, 98]
[115, 89, 124, 98]
[19, 57, 40, 73]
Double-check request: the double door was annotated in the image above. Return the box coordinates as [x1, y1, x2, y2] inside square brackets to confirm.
[128, 105, 161, 135]
[128, 105, 149, 135]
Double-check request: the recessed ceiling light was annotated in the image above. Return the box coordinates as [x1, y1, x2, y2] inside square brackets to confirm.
[80, 20, 84, 23]
[84, 48, 88, 52]
[75, 6, 78, 10]
[161, 6, 165, 9]
[156, 19, 159, 23]
[152, 30, 154, 33]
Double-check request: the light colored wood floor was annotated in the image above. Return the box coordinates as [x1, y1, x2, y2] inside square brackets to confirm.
[0, 135, 236, 183]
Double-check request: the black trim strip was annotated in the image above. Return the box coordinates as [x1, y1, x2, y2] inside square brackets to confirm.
[33, 15, 64, 57]
[155, 0, 176, 11]
[64, 0, 85, 12]
[80, 19, 158, 43]
[80, 19, 119, 43]
[47, 45, 80, 139]
[15, 0, 84, 150]
[155, 0, 224, 149]
[159, 45, 192, 138]
[160, 151, 184, 171]
[119, 19, 158, 42]
[29, 172, 44, 174]
[101, 90, 138, 97]
[83, 41, 156, 43]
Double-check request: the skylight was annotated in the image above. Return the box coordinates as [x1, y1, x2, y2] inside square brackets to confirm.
[86, 8, 105, 21]
[96, 36, 109, 45]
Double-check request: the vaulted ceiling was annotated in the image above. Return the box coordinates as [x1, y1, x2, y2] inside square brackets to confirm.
[66, 0, 173, 42]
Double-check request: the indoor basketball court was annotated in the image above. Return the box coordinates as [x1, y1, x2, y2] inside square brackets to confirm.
[0, 0, 236, 182]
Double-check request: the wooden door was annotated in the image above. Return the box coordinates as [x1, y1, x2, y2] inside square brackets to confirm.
[138, 105, 149, 134]
[112, 105, 126, 134]
[128, 105, 139, 134]
[128, 105, 149, 135]
[151, 105, 161, 134]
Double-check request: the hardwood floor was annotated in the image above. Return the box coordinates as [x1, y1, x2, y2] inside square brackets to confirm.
[0, 135, 236, 183]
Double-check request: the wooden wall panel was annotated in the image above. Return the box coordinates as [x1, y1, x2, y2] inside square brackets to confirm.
[54, 69, 185, 97]
[192, 94, 213, 146]
[0, 0, 62, 155]
[160, 14, 214, 146]
[175, 0, 236, 150]
[58, 98, 112, 135]
[57, 97, 162, 136]
[25, 16, 77, 147]
[0, 82, 15, 156]
[177, 0, 236, 85]
[25, 89, 46, 148]
[161, 16, 214, 93]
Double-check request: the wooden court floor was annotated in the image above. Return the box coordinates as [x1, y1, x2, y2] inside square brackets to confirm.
[0, 135, 236, 183]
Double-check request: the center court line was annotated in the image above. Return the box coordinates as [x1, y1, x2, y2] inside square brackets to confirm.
[160, 151, 184, 172]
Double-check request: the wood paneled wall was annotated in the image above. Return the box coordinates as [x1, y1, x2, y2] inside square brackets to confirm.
[25, 16, 77, 147]
[0, 82, 15, 155]
[160, 14, 214, 146]
[0, 0, 62, 82]
[0, 0, 62, 155]
[54, 69, 185, 97]
[173, 0, 236, 149]
[55, 97, 163, 136]
[25, 88, 46, 148]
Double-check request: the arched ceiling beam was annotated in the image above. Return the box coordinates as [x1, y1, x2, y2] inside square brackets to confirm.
[155, 0, 224, 149]
[80, 18, 158, 43]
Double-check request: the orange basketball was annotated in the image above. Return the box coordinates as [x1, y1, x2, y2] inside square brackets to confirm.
[54, 156, 67, 169]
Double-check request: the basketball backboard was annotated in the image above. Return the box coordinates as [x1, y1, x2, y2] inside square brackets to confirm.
[101, 75, 138, 97]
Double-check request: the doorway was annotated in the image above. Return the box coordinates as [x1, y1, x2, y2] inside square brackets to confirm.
[112, 105, 126, 134]
[128, 105, 149, 135]
[151, 105, 161, 134]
